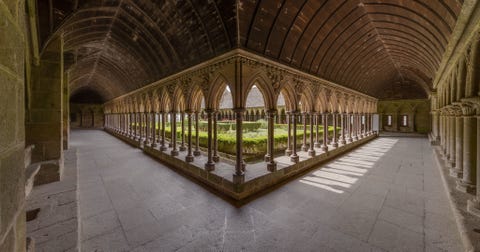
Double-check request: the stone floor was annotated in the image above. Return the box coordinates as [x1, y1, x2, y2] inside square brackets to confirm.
[74, 130, 463, 251]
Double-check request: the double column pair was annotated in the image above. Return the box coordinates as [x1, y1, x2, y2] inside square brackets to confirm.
[204, 109, 220, 171]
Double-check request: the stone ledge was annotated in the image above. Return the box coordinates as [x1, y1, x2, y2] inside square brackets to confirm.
[26, 148, 80, 252]
[106, 129, 376, 201]
[432, 146, 480, 252]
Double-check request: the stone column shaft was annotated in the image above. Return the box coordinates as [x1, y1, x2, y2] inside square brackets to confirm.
[301, 113, 308, 151]
[205, 110, 215, 171]
[290, 112, 299, 163]
[171, 111, 178, 156]
[213, 112, 219, 162]
[233, 109, 245, 182]
[321, 113, 329, 152]
[266, 110, 277, 171]
[186, 112, 194, 162]
[308, 112, 316, 156]
[194, 112, 201, 156]
[285, 112, 292, 156]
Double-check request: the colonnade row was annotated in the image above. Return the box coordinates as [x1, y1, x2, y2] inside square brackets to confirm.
[432, 103, 480, 216]
[430, 31, 480, 216]
[104, 110, 375, 182]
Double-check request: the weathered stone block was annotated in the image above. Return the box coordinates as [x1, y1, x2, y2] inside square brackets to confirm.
[33, 161, 62, 186]
[0, 147, 25, 235]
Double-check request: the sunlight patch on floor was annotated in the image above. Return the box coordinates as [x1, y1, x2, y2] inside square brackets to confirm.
[300, 138, 398, 194]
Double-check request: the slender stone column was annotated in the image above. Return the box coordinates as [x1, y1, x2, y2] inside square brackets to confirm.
[144, 112, 151, 145]
[204, 109, 215, 171]
[347, 113, 353, 142]
[265, 109, 277, 171]
[160, 112, 167, 151]
[285, 112, 292, 156]
[185, 111, 194, 162]
[467, 109, 480, 217]
[213, 111, 220, 162]
[448, 113, 456, 167]
[171, 111, 179, 156]
[439, 113, 444, 148]
[432, 110, 439, 142]
[321, 113, 329, 152]
[156, 113, 161, 145]
[133, 113, 138, 140]
[151, 112, 157, 147]
[233, 108, 245, 183]
[332, 113, 338, 148]
[308, 112, 316, 157]
[179, 112, 186, 151]
[457, 105, 476, 193]
[361, 114, 365, 137]
[127, 113, 131, 137]
[365, 113, 372, 136]
[290, 111, 300, 163]
[340, 113, 346, 144]
[451, 111, 464, 178]
[139, 113, 144, 141]
[301, 112, 308, 151]
[194, 112, 201, 156]
[352, 114, 357, 141]
[314, 113, 321, 148]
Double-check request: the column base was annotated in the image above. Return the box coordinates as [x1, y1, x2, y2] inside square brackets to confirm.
[449, 168, 462, 178]
[290, 154, 299, 163]
[456, 181, 476, 194]
[264, 154, 272, 162]
[348, 137, 353, 143]
[205, 162, 215, 171]
[267, 162, 277, 172]
[353, 136, 359, 141]
[179, 145, 186, 151]
[143, 140, 150, 146]
[314, 142, 321, 148]
[160, 145, 167, 151]
[151, 143, 158, 148]
[321, 145, 328, 152]
[285, 149, 292, 156]
[308, 149, 315, 157]
[168, 143, 173, 147]
[193, 150, 201, 156]
[185, 155, 194, 162]
[332, 142, 338, 148]
[339, 139, 346, 145]
[301, 145, 308, 151]
[232, 173, 245, 184]
[212, 155, 220, 162]
[467, 199, 480, 217]
[171, 149, 179, 156]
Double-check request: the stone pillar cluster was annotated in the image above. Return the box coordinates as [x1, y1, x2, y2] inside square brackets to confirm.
[432, 32, 480, 217]
[283, 110, 376, 162]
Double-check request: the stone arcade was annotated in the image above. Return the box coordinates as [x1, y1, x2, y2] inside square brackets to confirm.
[1, 0, 480, 251]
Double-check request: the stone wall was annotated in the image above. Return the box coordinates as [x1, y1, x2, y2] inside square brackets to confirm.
[25, 35, 64, 186]
[0, 0, 27, 251]
[378, 99, 431, 133]
[70, 103, 104, 128]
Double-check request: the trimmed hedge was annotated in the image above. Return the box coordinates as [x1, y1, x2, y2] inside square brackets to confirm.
[158, 126, 338, 156]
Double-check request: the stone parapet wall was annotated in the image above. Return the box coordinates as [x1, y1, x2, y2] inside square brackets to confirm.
[106, 129, 376, 201]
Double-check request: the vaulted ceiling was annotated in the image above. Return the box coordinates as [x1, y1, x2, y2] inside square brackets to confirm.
[37, 0, 463, 102]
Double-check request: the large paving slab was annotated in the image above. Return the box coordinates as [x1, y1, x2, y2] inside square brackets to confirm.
[73, 130, 463, 251]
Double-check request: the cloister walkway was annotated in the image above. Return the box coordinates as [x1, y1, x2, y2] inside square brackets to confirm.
[74, 130, 463, 251]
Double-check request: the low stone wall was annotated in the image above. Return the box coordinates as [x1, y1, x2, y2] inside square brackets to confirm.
[106, 129, 376, 200]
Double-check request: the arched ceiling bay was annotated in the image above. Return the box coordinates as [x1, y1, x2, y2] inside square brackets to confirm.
[38, 0, 462, 101]
[38, 0, 237, 101]
[238, 0, 462, 98]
